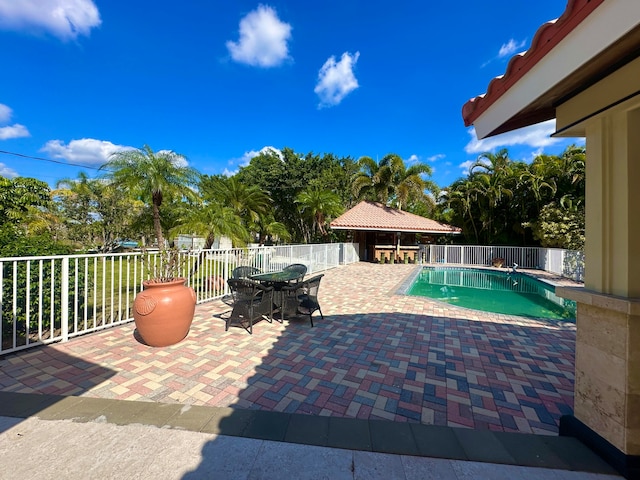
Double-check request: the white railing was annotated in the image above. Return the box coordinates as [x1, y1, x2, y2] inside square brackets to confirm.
[0, 242, 359, 356]
[421, 245, 584, 282]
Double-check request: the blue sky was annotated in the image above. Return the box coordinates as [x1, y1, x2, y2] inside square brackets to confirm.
[0, 0, 583, 188]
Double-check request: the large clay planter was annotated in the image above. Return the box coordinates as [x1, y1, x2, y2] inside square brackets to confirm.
[133, 278, 196, 347]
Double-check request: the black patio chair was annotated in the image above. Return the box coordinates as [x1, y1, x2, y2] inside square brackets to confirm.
[282, 263, 307, 283]
[220, 266, 260, 306]
[281, 274, 324, 327]
[231, 266, 261, 279]
[224, 278, 273, 334]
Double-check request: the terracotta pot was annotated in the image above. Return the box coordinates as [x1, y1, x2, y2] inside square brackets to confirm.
[133, 278, 196, 347]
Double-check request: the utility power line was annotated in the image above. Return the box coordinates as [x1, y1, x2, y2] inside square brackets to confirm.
[0, 149, 106, 171]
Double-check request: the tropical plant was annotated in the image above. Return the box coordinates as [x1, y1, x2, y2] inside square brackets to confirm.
[254, 213, 290, 244]
[295, 187, 343, 242]
[199, 175, 272, 244]
[441, 179, 481, 243]
[53, 172, 142, 251]
[352, 154, 436, 211]
[100, 145, 199, 251]
[0, 176, 51, 228]
[526, 199, 585, 250]
[175, 201, 250, 249]
[142, 246, 191, 283]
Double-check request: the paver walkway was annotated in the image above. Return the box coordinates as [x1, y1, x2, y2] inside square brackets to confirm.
[0, 263, 577, 435]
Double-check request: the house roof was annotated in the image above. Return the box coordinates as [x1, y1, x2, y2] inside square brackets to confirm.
[330, 201, 461, 234]
[462, 0, 640, 138]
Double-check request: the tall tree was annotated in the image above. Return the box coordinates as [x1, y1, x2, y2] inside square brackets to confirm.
[352, 153, 436, 211]
[176, 201, 250, 249]
[54, 172, 139, 250]
[101, 145, 199, 249]
[200, 175, 271, 236]
[0, 176, 72, 256]
[0, 177, 51, 227]
[295, 187, 343, 242]
[235, 147, 349, 243]
[441, 179, 481, 244]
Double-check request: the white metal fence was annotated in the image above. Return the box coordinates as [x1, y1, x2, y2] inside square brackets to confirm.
[420, 245, 584, 282]
[0, 242, 359, 356]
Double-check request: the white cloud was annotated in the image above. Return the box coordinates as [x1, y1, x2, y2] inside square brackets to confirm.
[238, 146, 283, 166]
[498, 38, 526, 58]
[0, 124, 30, 140]
[427, 154, 445, 162]
[0, 162, 18, 177]
[226, 5, 292, 67]
[407, 154, 419, 163]
[154, 149, 189, 168]
[529, 148, 544, 162]
[0, 0, 101, 40]
[459, 160, 474, 176]
[224, 146, 282, 176]
[482, 38, 527, 67]
[0, 103, 11, 123]
[464, 120, 560, 154]
[315, 51, 360, 108]
[40, 138, 130, 166]
[0, 103, 30, 140]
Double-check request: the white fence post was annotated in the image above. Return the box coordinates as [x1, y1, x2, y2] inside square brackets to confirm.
[61, 257, 69, 343]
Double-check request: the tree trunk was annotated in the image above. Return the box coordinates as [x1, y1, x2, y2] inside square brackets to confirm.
[152, 201, 164, 249]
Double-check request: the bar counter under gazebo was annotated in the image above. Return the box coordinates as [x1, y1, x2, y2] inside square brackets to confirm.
[330, 201, 461, 263]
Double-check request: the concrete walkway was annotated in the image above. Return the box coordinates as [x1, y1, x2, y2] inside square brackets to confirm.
[0, 394, 621, 479]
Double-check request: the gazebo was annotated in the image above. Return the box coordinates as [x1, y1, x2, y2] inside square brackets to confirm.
[330, 201, 461, 263]
[462, 1, 640, 477]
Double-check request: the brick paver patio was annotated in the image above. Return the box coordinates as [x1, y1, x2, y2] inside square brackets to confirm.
[0, 263, 577, 435]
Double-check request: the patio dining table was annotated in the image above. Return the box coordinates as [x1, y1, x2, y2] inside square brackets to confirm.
[250, 270, 303, 318]
[250, 270, 303, 284]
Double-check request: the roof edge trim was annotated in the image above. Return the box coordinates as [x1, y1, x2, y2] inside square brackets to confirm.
[461, 0, 605, 128]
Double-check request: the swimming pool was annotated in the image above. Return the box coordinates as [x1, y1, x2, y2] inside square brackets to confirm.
[408, 267, 576, 321]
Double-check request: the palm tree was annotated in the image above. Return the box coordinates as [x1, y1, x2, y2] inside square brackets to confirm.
[469, 148, 511, 178]
[560, 145, 586, 201]
[200, 176, 271, 230]
[352, 154, 435, 210]
[467, 149, 519, 243]
[176, 201, 250, 249]
[254, 213, 290, 244]
[442, 179, 480, 243]
[55, 172, 94, 225]
[295, 187, 343, 241]
[100, 145, 199, 249]
[384, 155, 437, 211]
[352, 156, 390, 203]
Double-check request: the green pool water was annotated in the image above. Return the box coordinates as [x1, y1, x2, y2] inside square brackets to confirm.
[408, 267, 576, 321]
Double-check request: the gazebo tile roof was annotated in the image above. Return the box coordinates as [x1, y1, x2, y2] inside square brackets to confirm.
[330, 201, 461, 234]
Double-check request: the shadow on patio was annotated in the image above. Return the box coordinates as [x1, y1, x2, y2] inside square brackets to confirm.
[0, 345, 118, 433]
[0, 263, 604, 476]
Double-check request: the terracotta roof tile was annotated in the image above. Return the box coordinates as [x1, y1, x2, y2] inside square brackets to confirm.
[330, 201, 461, 234]
[461, 0, 604, 129]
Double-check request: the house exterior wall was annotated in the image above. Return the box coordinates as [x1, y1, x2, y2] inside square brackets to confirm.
[556, 61, 640, 298]
[555, 59, 640, 456]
